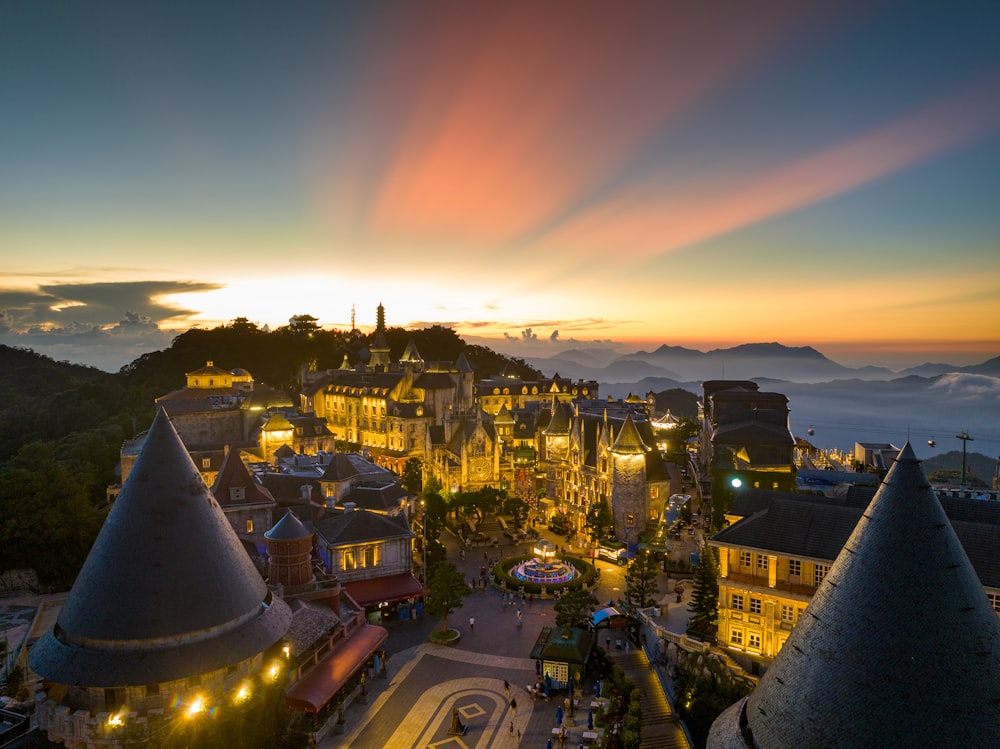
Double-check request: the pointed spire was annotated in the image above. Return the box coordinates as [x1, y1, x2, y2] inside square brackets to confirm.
[455, 351, 473, 373]
[544, 400, 571, 436]
[610, 413, 650, 455]
[711, 443, 1000, 747]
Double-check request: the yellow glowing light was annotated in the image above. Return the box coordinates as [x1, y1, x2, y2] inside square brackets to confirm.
[268, 663, 280, 681]
[235, 683, 251, 704]
[282, 644, 291, 659]
[187, 696, 205, 718]
[107, 713, 124, 727]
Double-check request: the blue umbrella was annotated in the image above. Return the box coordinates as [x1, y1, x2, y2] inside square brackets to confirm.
[556, 706, 563, 725]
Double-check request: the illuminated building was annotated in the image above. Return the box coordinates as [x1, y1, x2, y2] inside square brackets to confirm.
[700, 380, 796, 526]
[708, 443, 1000, 747]
[30, 409, 292, 748]
[544, 399, 676, 541]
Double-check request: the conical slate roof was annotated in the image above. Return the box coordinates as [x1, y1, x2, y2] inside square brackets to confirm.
[265, 510, 313, 541]
[30, 410, 290, 687]
[709, 443, 1000, 748]
[543, 401, 571, 436]
[609, 413, 650, 455]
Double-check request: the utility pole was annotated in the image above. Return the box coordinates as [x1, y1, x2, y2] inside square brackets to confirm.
[956, 431, 974, 487]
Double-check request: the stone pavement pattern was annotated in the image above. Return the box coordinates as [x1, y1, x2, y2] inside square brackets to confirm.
[318, 525, 692, 748]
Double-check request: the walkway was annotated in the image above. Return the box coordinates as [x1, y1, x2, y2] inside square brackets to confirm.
[608, 647, 690, 749]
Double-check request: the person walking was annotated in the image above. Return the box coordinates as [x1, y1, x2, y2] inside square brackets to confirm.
[503, 679, 510, 697]
[469, 616, 475, 632]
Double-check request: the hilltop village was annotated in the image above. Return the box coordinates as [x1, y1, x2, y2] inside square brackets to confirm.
[3, 308, 999, 748]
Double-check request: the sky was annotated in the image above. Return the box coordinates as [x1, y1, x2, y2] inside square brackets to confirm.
[1, 0, 999, 373]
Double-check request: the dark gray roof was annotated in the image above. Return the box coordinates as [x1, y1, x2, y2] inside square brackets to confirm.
[713, 497, 863, 562]
[344, 482, 407, 513]
[609, 413, 650, 455]
[30, 409, 290, 687]
[716, 488, 1000, 587]
[313, 508, 412, 545]
[727, 444, 1000, 747]
[543, 401, 571, 436]
[321, 453, 360, 481]
[266, 510, 313, 541]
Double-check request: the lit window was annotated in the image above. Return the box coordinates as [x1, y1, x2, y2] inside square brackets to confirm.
[246, 519, 253, 534]
[747, 633, 761, 650]
[344, 550, 356, 570]
[749, 598, 761, 614]
[739, 551, 752, 567]
[788, 559, 801, 577]
[731, 594, 744, 611]
[364, 547, 375, 567]
[990, 593, 1000, 613]
[202, 458, 212, 469]
[730, 629, 743, 645]
[756, 555, 769, 571]
[780, 604, 795, 622]
[814, 564, 830, 586]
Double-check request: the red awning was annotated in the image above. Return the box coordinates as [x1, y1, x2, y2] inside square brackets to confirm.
[343, 573, 425, 607]
[285, 624, 388, 713]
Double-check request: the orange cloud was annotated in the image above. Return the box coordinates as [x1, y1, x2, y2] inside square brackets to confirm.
[310, 2, 820, 249]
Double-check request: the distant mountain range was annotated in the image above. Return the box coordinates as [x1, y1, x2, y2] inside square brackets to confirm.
[523, 342, 1000, 385]
[515, 342, 1000, 463]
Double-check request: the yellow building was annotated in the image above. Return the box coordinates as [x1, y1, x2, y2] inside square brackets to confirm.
[710, 484, 1000, 672]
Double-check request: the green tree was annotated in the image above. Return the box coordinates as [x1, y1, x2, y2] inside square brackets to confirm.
[0, 442, 104, 588]
[624, 550, 660, 611]
[553, 588, 599, 628]
[586, 498, 614, 544]
[502, 494, 530, 530]
[674, 649, 754, 747]
[425, 562, 471, 635]
[687, 542, 719, 640]
[401, 457, 423, 493]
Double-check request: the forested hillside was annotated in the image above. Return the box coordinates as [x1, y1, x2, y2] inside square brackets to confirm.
[0, 320, 540, 589]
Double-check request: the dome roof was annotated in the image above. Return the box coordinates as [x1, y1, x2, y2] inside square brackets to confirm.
[710, 443, 1000, 747]
[30, 409, 290, 686]
[266, 510, 313, 541]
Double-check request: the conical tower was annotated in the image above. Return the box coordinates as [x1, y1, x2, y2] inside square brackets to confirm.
[31, 409, 291, 702]
[708, 443, 1000, 748]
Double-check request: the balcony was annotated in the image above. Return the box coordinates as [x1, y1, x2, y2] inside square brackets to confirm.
[723, 570, 815, 597]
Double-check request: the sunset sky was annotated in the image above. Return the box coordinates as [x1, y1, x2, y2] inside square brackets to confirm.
[2, 1, 999, 372]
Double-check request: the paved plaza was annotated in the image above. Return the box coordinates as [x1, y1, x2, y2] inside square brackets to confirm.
[320, 526, 696, 748]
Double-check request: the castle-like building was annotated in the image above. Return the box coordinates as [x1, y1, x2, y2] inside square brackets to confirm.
[707, 444, 1000, 747]
[543, 397, 679, 542]
[31, 410, 293, 748]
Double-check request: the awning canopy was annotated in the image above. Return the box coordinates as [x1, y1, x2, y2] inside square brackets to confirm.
[344, 572, 424, 607]
[285, 624, 388, 713]
[591, 607, 626, 627]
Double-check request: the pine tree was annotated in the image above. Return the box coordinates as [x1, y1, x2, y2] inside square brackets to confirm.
[687, 542, 719, 640]
[624, 550, 660, 611]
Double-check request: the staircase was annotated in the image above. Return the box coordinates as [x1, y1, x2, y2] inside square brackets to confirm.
[610, 647, 691, 749]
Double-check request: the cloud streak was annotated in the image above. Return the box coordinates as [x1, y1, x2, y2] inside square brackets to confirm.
[534, 72, 1000, 260]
